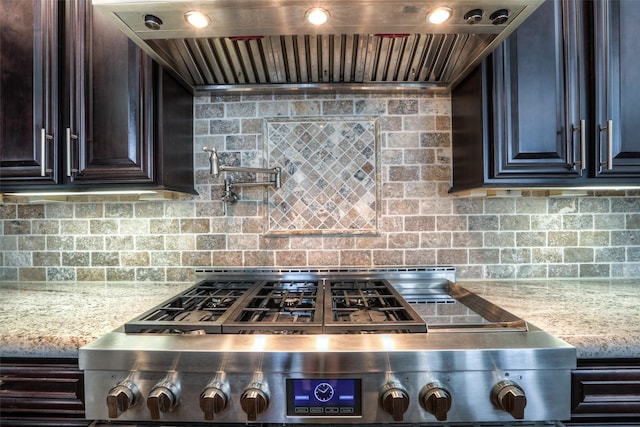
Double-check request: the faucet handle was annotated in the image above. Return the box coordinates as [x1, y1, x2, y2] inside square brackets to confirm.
[203, 147, 220, 177]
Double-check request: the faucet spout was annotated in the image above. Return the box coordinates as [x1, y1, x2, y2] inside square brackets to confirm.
[203, 147, 282, 215]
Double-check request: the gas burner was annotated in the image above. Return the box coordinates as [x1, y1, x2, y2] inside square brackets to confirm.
[249, 309, 313, 324]
[283, 297, 301, 307]
[335, 296, 378, 308]
[348, 309, 388, 323]
[205, 297, 235, 309]
[270, 295, 305, 308]
[174, 310, 213, 322]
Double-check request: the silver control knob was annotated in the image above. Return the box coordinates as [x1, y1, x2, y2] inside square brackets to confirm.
[491, 380, 527, 419]
[106, 380, 140, 418]
[420, 382, 452, 421]
[489, 9, 510, 25]
[380, 382, 410, 422]
[146, 380, 180, 420]
[240, 381, 270, 421]
[464, 9, 484, 25]
[200, 381, 230, 420]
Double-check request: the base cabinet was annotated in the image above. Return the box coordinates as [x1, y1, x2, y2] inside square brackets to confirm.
[571, 358, 640, 423]
[0, 358, 88, 427]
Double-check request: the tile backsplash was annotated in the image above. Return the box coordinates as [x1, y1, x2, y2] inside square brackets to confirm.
[2, 92, 640, 282]
[265, 116, 380, 235]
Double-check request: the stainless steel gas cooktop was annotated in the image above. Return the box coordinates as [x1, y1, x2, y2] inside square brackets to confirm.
[80, 267, 576, 425]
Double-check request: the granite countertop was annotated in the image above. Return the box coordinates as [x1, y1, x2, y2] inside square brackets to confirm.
[1, 279, 638, 359]
[460, 279, 640, 359]
[0, 281, 192, 358]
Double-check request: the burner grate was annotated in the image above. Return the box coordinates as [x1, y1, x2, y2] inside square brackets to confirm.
[222, 280, 324, 334]
[324, 279, 427, 333]
[124, 280, 259, 334]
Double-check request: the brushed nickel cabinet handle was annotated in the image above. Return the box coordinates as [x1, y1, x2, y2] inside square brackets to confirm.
[599, 119, 613, 170]
[40, 129, 53, 176]
[66, 128, 72, 177]
[572, 119, 586, 171]
[41, 128, 46, 177]
[65, 128, 79, 177]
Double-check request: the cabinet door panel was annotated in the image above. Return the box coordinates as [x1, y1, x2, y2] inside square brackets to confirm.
[571, 359, 640, 421]
[0, 358, 88, 424]
[490, 0, 585, 178]
[0, 0, 58, 185]
[66, 1, 154, 184]
[595, 0, 640, 176]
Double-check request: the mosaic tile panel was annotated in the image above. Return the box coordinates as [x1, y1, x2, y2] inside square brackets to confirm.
[265, 117, 380, 235]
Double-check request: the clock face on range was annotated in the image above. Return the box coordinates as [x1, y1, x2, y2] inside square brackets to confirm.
[313, 382, 335, 402]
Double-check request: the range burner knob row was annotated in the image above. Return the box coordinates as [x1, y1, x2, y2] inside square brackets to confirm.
[106, 380, 141, 418]
[379, 382, 410, 422]
[419, 382, 452, 421]
[491, 380, 527, 419]
[240, 381, 270, 421]
[200, 380, 230, 420]
[146, 380, 181, 420]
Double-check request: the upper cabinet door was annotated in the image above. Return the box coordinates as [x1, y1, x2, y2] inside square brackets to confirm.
[489, 0, 587, 178]
[593, 0, 640, 177]
[0, 0, 59, 185]
[64, 0, 155, 185]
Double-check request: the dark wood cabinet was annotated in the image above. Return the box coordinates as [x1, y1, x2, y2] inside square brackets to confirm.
[0, 0, 195, 194]
[0, 358, 89, 427]
[451, 0, 640, 192]
[63, 0, 155, 185]
[571, 358, 640, 423]
[0, 0, 59, 185]
[490, 0, 587, 179]
[592, 0, 640, 177]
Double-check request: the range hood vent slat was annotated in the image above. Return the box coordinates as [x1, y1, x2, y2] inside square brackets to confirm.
[149, 33, 501, 87]
[198, 39, 230, 85]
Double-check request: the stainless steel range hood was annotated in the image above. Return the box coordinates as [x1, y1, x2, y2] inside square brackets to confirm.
[92, 0, 543, 94]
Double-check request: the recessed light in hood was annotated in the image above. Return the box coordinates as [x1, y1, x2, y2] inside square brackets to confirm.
[184, 10, 211, 29]
[306, 7, 330, 26]
[92, 0, 543, 94]
[427, 7, 453, 25]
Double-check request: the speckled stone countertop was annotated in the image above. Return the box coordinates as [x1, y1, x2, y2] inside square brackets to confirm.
[1, 279, 638, 359]
[0, 281, 192, 358]
[460, 279, 640, 359]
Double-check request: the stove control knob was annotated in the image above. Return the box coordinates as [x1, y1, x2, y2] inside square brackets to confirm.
[200, 381, 230, 420]
[380, 382, 410, 421]
[240, 381, 270, 421]
[146, 380, 180, 420]
[420, 382, 452, 421]
[491, 380, 527, 419]
[106, 380, 140, 418]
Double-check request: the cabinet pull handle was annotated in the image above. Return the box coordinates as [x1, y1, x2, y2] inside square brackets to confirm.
[572, 119, 586, 172]
[599, 119, 613, 170]
[41, 129, 46, 177]
[66, 128, 79, 177]
[40, 129, 53, 177]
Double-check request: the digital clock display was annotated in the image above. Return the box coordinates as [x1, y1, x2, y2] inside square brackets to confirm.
[286, 378, 361, 417]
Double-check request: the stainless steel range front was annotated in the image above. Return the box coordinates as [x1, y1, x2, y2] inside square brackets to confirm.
[80, 267, 576, 425]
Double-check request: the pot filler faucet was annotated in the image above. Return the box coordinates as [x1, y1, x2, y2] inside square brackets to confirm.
[203, 147, 282, 215]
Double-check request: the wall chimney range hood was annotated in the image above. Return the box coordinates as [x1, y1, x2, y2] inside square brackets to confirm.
[92, 0, 543, 94]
